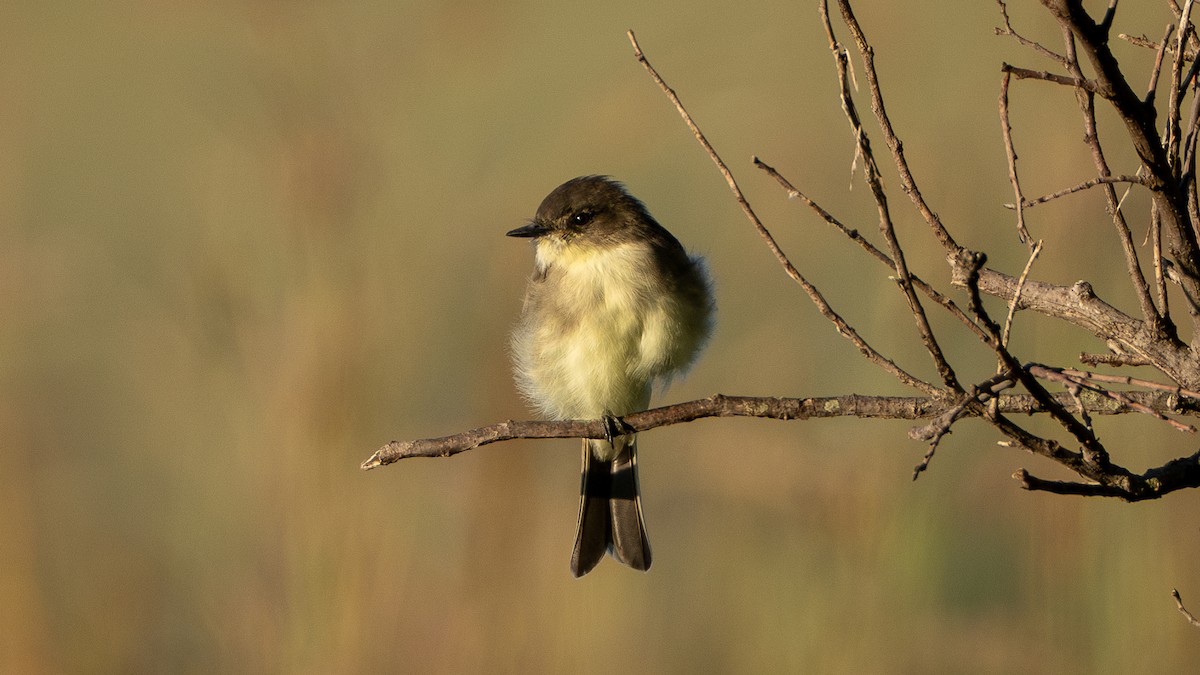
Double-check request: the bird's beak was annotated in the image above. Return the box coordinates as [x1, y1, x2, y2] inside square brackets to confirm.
[506, 221, 551, 238]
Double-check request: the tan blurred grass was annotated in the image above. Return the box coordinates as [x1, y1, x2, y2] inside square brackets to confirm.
[2, 0, 1200, 672]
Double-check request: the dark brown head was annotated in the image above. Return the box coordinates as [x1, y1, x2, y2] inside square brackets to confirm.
[505, 176, 670, 246]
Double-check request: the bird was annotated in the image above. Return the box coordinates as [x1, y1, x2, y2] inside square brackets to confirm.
[507, 175, 714, 576]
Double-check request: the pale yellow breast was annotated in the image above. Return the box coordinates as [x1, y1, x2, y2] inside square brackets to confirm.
[517, 240, 669, 419]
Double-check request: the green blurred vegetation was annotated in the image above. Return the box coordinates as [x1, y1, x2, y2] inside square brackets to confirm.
[2, 0, 1199, 672]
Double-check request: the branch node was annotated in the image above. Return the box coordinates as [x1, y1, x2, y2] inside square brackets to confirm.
[1071, 280, 1096, 302]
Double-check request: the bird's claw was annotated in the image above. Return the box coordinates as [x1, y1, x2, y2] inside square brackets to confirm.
[601, 414, 634, 445]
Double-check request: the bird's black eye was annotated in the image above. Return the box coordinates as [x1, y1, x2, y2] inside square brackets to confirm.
[570, 210, 595, 226]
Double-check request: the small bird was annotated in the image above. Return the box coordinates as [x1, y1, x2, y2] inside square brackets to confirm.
[507, 176, 714, 576]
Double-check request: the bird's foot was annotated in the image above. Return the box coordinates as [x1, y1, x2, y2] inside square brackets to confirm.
[601, 413, 635, 446]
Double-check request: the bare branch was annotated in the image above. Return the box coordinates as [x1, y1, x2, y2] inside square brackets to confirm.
[820, 3, 961, 393]
[951, 264, 1194, 379]
[1096, 0, 1117, 36]
[830, 0, 960, 253]
[1043, 0, 1200, 333]
[958, 251, 1114, 471]
[1119, 31, 1197, 62]
[628, 29, 940, 397]
[1181, 92, 1200, 183]
[911, 373, 1018, 479]
[1002, 240, 1043, 348]
[1051, 366, 1200, 399]
[754, 157, 990, 344]
[1014, 445, 1200, 500]
[1002, 174, 1150, 209]
[1013, 468, 1132, 497]
[1152, 201, 1170, 321]
[1167, 2, 1194, 177]
[1028, 364, 1198, 432]
[625, 30, 771, 261]
[1173, 589, 1200, 628]
[1179, 6, 1200, 183]
[362, 390, 1200, 468]
[1143, 24, 1174, 107]
[1002, 62, 1099, 91]
[1079, 352, 1152, 367]
[1057, 36, 1165, 333]
[999, 69, 1032, 243]
[1170, 0, 1200, 54]
[996, 0, 1069, 65]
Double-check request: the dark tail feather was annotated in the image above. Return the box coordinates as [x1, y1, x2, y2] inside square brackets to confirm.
[607, 437, 651, 571]
[571, 441, 610, 577]
[570, 437, 651, 577]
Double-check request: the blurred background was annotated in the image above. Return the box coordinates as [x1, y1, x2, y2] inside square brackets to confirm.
[4, 0, 1200, 672]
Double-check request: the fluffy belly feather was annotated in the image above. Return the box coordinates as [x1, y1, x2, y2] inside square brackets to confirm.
[513, 241, 681, 420]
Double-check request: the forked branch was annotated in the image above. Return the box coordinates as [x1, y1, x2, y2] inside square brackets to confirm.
[367, 2, 1200, 511]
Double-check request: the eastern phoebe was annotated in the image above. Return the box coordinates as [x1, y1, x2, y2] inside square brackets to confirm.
[507, 175, 715, 576]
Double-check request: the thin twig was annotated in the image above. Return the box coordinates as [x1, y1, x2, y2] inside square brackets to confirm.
[999, 70, 1032, 243]
[1097, 0, 1117, 36]
[832, 0, 959, 253]
[990, 239, 1044, 426]
[754, 158, 991, 344]
[911, 373, 1017, 479]
[1173, 589, 1200, 628]
[1059, 28, 1164, 332]
[1052, 366, 1200, 399]
[627, 29, 940, 397]
[820, 3, 961, 393]
[1064, 378, 1094, 431]
[1145, 24, 1175, 107]
[1002, 63, 1100, 92]
[1120, 32, 1198, 61]
[1182, 44, 1200, 93]
[1180, 11, 1200, 186]
[1002, 240, 1043, 348]
[1167, 1, 1194, 176]
[1180, 90, 1200, 184]
[1171, 0, 1200, 54]
[1028, 364, 1196, 433]
[960, 252, 1114, 470]
[1055, 0, 1200, 333]
[1181, 4, 1200, 177]
[625, 31, 778, 271]
[995, 0, 1068, 65]
[1151, 200, 1171, 320]
[1002, 175, 1150, 209]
